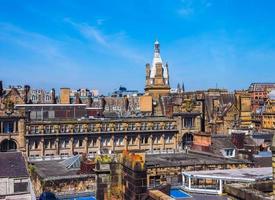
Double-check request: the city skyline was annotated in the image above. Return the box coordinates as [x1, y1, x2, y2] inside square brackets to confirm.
[1, 0, 275, 93]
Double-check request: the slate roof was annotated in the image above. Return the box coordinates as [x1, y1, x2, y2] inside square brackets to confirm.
[31, 159, 95, 181]
[0, 152, 29, 178]
[210, 135, 236, 156]
[145, 152, 250, 168]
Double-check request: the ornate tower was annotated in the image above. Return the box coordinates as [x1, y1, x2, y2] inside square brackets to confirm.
[145, 40, 170, 98]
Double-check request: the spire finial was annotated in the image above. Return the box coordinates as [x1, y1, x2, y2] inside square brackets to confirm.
[154, 39, 160, 53]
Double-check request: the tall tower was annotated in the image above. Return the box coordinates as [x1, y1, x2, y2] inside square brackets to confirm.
[145, 40, 170, 98]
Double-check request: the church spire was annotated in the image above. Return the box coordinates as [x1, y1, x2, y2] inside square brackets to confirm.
[154, 40, 160, 54]
[150, 40, 163, 78]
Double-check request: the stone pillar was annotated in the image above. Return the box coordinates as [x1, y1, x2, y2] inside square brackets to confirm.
[97, 136, 101, 153]
[0, 121, 3, 133]
[161, 134, 165, 150]
[55, 138, 59, 156]
[84, 136, 88, 154]
[173, 134, 177, 150]
[124, 135, 128, 150]
[18, 119, 26, 150]
[25, 139, 29, 157]
[137, 134, 141, 150]
[149, 135, 153, 151]
[219, 179, 223, 194]
[188, 177, 191, 189]
[13, 121, 17, 133]
[40, 138, 45, 157]
[70, 137, 74, 155]
[111, 135, 115, 152]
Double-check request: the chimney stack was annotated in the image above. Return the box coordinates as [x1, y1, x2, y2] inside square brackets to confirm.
[51, 88, 56, 104]
[24, 85, 30, 104]
[87, 96, 93, 107]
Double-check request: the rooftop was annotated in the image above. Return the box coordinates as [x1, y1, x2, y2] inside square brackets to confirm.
[0, 152, 29, 178]
[31, 159, 95, 181]
[183, 167, 272, 182]
[145, 152, 250, 168]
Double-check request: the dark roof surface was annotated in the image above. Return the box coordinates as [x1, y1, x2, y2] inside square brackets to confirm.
[32, 159, 95, 181]
[145, 152, 250, 168]
[209, 135, 237, 156]
[0, 152, 29, 178]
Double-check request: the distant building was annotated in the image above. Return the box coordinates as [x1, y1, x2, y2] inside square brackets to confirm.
[248, 83, 275, 112]
[29, 88, 54, 104]
[111, 86, 141, 97]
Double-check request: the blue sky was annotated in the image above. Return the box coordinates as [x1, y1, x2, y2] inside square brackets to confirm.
[0, 0, 275, 94]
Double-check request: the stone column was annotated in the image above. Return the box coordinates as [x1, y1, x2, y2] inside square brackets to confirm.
[219, 179, 223, 194]
[111, 135, 115, 152]
[84, 136, 88, 154]
[0, 121, 3, 133]
[70, 137, 74, 155]
[124, 135, 128, 150]
[55, 138, 59, 156]
[25, 139, 29, 157]
[97, 136, 101, 153]
[13, 121, 17, 133]
[161, 134, 165, 150]
[40, 138, 45, 157]
[137, 134, 141, 150]
[18, 119, 26, 150]
[173, 134, 177, 150]
[149, 135, 153, 151]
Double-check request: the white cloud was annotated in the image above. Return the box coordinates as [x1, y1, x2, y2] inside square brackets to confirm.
[177, 0, 212, 17]
[65, 18, 146, 63]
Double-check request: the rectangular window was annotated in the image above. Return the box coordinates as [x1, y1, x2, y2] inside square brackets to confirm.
[3, 121, 14, 133]
[165, 135, 172, 143]
[48, 111, 55, 119]
[14, 180, 28, 193]
[184, 117, 193, 128]
[141, 136, 148, 144]
[61, 140, 69, 148]
[115, 137, 124, 146]
[79, 139, 83, 147]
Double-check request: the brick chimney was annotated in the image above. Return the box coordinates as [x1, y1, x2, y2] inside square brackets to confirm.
[24, 85, 30, 103]
[192, 132, 211, 151]
[51, 88, 56, 104]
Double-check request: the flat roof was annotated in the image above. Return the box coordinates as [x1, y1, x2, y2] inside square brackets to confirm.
[183, 167, 271, 182]
[146, 152, 250, 168]
[15, 104, 86, 107]
[31, 159, 95, 181]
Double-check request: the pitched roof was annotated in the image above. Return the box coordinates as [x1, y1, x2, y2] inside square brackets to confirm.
[0, 152, 29, 178]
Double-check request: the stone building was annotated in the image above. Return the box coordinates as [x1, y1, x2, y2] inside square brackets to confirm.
[235, 90, 252, 128]
[29, 88, 55, 104]
[0, 86, 26, 152]
[204, 90, 239, 134]
[24, 117, 178, 159]
[262, 99, 275, 130]
[248, 82, 275, 112]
